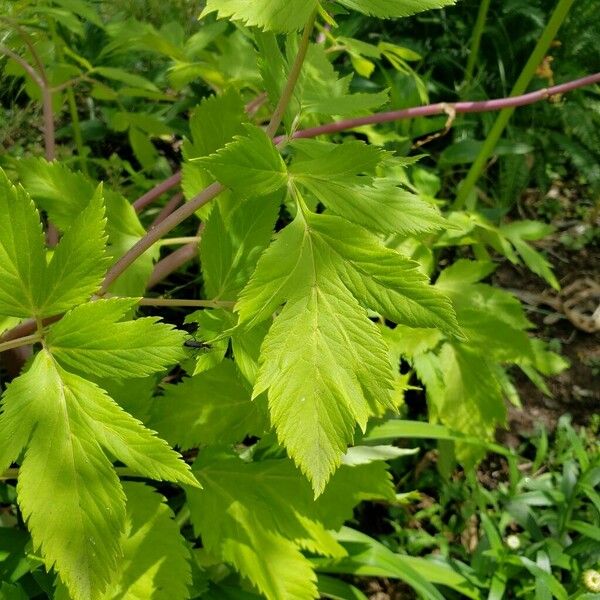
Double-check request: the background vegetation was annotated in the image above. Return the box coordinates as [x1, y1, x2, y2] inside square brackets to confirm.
[0, 0, 598, 598]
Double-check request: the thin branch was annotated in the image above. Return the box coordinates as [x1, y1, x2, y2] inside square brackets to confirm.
[151, 192, 184, 227]
[105, 17, 318, 292]
[42, 86, 56, 161]
[0, 43, 44, 88]
[133, 172, 182, 213]
[265, 10, 317, 138]
[137, 298, 234, 309]
[157, 236, 201, 247]
[100, 182, 224, 294]
[132, 72, 600, 288]
[147, 237, 198, 290]
[1, 72, 599, 346]
[0, 333, 41, 354]
[279, 72, 600, 142]
[147, 222, 204, 290]
[0, 468, 18, 480]
[0, 18, 48, 82]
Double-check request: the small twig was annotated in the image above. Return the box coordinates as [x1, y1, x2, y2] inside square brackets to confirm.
[265, 10, 318, 139]
[175, 505, 191, 529]
[132, 172, 183, 213]
[0, 468, 18, 481]
[2, 73, 599, 346]
[157, 237, 201, 247]
[151, 192, 184, 227]
[138, 298, 234, 309]
[0, 43, 44, 88]
[101, 182, 224, 294]
[0, 333, 42, 354]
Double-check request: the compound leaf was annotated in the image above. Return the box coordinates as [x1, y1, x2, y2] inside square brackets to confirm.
[149, 360, 267, 449]
[201, 0, 319, 32]
[47, 298, 186, 379]
[187, 449, 394, 600]
[238, 207, 459, 492]
[1, 350, 197, 600]
[41, 187, 109, 315]
[0, 169, 47, 318]
[336, 0, 456, 18]
[196, 124, 287, 198]
[5, 351, 126, 600]
[290, 141, 446, 236]
[101, 483, 191, 600]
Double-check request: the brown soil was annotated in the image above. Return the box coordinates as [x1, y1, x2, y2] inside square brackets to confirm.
[494, 231, 599, 439]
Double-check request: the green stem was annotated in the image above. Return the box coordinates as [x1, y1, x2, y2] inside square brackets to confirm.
[50, 20, 87, 174]
[454, 0, 576, 210]
[156, 237, 201, 247]
[137, 297, 234, 309]
[66, 86, 87, 174]
[0, 333, 41, 354]
[1, 466, 141, 481]
[102, 12, 317, 292]
[0, 468, 18, 480]
[175, 505, 191, 530]
[265, 10, 317, 138]
[463, 0, 491, 90]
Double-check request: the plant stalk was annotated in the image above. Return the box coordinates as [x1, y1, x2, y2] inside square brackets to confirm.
[0, 333, 42, 354]
[0, 72, 598, 345]
[101, 182, 225, 294]
[265, 10, 318, 138]
[137, 298, 234, 309]
[454, 0, 576, 210]
[463, 0, 491, 90]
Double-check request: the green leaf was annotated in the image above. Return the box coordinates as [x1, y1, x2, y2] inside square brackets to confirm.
[297, 45, 388, 119]
[15, 158, 93, 230]
[187, 451, 324, 600]
[316, 527, 447, 600]
[0, 169, 47, 318]
[322, 527, 481, 599]
[201, 0, 319, 32]
[317, 575, 368, 600]
[68, 378, 198, 488]
[290, 139, 384, 181]
[304, 213, 461, 336]
[103, 189, 157, 297]
[254, 282, 395, 494]
[187, 449, 393, 600]
[200, 193, 281, 301]
[0, 350, 197, 600]
[101, 483, 191, 600]
[195, 124, 287, 198]
[238, 208, 459, 492]
[2, 351, 125, 600]
[93, 67, 159, 91]
[149, 360, 267, 449]
[415, 344, 507, 465]
[183, 89, 246, 161]
[16, 159, 154, 296]
[341, 445, 418, 466]
[41, 187, 109, 315]
[47, 298, 186, 378]
[290, 140, 446, 235]
[336, 0, 456, 18]
[435, 260, 534, 362]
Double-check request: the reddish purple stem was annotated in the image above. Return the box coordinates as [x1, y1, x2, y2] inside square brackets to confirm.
[132, 73, 600, 213]
[276, 73, 600, 142]
[132, 172, 182, 213]
[151, 192, 184, 227]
